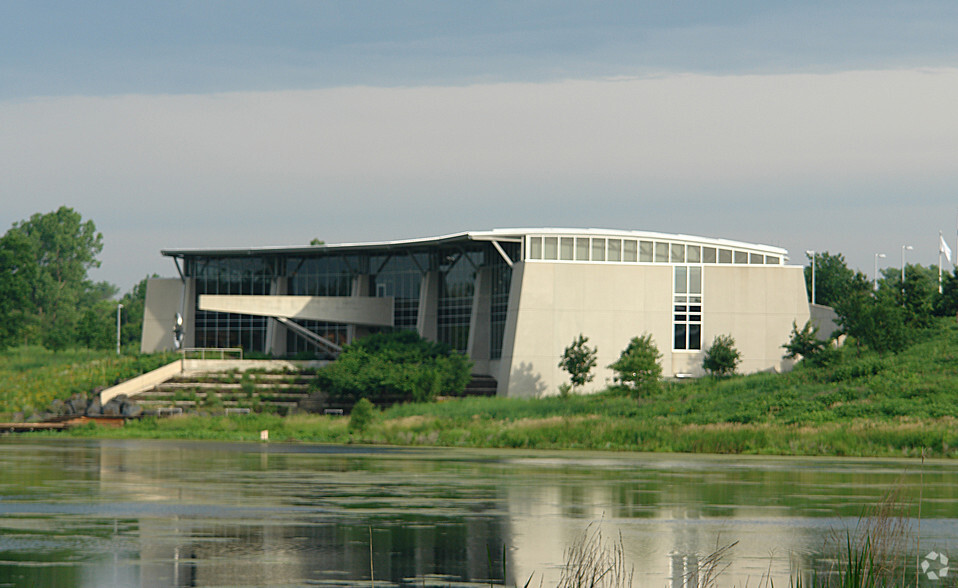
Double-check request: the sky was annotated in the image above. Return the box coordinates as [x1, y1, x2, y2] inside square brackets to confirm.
[3, 1, 958, 292]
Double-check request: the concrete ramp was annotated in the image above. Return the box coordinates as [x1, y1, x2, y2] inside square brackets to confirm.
[100, 360, 184, 404]
[199, 295, 394, 326]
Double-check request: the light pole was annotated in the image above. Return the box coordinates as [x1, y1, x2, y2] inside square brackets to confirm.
[116, 303, 123, 356]
[805, 250, 816, 305]
[874, 253, 886, 291]
[901, 245, 913, 304]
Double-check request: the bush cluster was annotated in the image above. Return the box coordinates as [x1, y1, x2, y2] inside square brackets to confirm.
[314, 330, 473, 406]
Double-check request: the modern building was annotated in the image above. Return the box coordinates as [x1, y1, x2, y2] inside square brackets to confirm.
[142, 228, 811, 397]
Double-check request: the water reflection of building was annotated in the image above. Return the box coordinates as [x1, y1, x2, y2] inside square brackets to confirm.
[95, 443, 508, 587]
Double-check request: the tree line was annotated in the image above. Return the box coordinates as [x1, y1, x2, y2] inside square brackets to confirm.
[806, 251, 958, 354]
[0, 207, 148, 351]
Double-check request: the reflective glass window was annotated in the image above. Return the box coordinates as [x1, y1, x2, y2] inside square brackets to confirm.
[560, 237, 574, 260]
[592, 238, 606, 261]
[639, 241, 653, 262]
[623, 240, 638, 262]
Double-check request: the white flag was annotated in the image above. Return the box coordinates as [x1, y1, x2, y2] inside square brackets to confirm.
[941, 234, 952, 263]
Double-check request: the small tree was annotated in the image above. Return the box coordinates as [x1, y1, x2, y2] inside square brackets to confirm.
[558, 334, 597, 393]
[782, 320, 827, 364]
[348, 398, 377, 433]
[608, 334, 661, 396]
[703, 334, 741, 377]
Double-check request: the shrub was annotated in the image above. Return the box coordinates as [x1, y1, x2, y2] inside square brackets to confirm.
[558, 334, 597, 392]
[314, 331, 473, 405]
[608, 334, 662, 396]
[703, 334, 741, 377]
[348, 398, 376, 433]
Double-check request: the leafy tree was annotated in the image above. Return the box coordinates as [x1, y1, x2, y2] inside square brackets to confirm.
[702, 334, 741, 377]
[118, 275, 156, 349]
[835, 291, 909, 354]
[0, 230, 38, 348]
[936, 267, 958, 317]
[782, 320, 824, 360]
[608, 334, 662, 396]
[805, 251, 870, 308]
[3, 207, 104, 348]
[558, 334, 597, 392]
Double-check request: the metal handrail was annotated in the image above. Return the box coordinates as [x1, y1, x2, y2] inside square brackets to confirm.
[179, 347, 244, 360]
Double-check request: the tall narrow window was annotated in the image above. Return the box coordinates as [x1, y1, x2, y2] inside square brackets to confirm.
[674, 266, 702, 351]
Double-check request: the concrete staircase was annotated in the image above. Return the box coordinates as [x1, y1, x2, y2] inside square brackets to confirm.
[134, 370, 316, 415]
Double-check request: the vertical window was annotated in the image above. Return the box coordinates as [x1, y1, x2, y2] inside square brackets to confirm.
[560, 237, 574, 260]
[654, 242, 669, 263]
[703, 247, 717, 263]
[674, 266, 702, 351]
[591, 238, 605, 261]
[529, 237, 542, 260]
[687, 246, 701, 263]
[544, 237, 558, 260]
[575, 238, 589, 261]
[623, 240, 638, 262]
[670, 244, 685, 263]
[607, 239, 621, 261]
[639, 241, 653, 262]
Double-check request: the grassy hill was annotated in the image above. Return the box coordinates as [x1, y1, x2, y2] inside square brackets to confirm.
[9, 319, 958, 457]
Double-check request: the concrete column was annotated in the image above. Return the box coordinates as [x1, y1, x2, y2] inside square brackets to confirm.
[417, 271, 440, 342]
[466, 266, 492, 373]
[181, 277, 196, 349]
[266, 277, 288, 356]
[348, 274, 372, 343]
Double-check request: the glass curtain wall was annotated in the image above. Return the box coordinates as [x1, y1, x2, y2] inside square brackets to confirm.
[437, 250, 480, 354]
[192, 257, 274, 352]
[371, 253, 424, 331]
[286, 255, 355, 353]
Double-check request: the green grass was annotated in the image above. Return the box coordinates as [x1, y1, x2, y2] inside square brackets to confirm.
[11, 319, 958, 457]
[0, 347, 176, 418]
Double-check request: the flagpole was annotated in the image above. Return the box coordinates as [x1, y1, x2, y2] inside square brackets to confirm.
[940, 230, 944, 294]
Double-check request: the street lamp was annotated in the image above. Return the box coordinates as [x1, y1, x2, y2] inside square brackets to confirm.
[805, 250, 816, 305]
[874, 253, 886, 291]
[116, 303, 123, 356]
[901, 245, 913, 304]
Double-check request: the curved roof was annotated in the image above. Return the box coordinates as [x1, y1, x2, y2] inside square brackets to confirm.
[161, 228, 787, 259]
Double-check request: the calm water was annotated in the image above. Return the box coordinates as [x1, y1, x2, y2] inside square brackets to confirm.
[0, 438, 955, 587]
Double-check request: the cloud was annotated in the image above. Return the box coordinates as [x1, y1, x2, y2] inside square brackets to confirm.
[2, 68, 958, 288]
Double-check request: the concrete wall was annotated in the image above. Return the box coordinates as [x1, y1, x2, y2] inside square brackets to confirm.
[497, 261, 810, 397]
[141, 278, 192, 353]
[701, 265, 810, 375]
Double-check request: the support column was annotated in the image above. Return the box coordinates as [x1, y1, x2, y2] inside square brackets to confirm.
[266, 277, 287, 356]
[417, 271, 440, 342]
[466, 266, 492, 373]
[348, 274, 372, 344]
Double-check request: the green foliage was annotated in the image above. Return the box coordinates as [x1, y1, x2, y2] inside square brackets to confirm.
[608, 334, 661, 396]
[835, 292, 909, 354]
[348, 398, 377, 433]
[783, 320, 833, 366]
[805, 251, 871, 308]
[558, 334, 597, 391]
[0, 347, 176, 416]
[703, 334, 741, 377]
[314, 330, 473, 405]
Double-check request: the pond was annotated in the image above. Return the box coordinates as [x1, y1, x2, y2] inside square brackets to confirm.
[0, 439, 954, 587]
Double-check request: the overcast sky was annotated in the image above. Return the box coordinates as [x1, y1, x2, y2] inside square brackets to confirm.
[3, 1, 958, 291]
